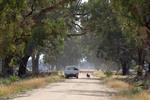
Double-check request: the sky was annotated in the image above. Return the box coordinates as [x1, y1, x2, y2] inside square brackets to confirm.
[81, 0, 88, 3]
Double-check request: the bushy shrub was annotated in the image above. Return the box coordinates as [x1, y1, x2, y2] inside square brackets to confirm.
[104, 70, 113, 77]
[9, 74, 19, 82]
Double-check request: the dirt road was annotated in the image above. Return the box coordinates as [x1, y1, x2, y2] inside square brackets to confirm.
[12, 73, 117, 100]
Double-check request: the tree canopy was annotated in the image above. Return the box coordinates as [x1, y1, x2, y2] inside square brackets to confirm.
[1, 0, 150, 77]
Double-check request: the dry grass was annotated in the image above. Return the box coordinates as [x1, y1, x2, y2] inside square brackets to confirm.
[112, 75, 127, 79]
[93, 71, 105, 77]
[0, 76, 61, 96]
[93, 72, 133, 90]
[93, 72, 150, 100]
[107, 80, 133, 90]
[113, 91, 150, 100]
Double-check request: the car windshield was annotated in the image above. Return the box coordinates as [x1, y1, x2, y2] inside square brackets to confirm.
[66, 67, 78, 70]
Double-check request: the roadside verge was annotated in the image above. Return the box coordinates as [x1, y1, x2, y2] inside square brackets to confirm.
[93, 71, 150, 100]
[0, 73, 64, 100]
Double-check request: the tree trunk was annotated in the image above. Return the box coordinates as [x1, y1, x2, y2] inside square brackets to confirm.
[32, 53, 39, 73]
[122, 63, 127, 75]
[18, 55, 30, 77]
[137, 65, 143, 80]
[138, 48, 144, 66]
[18, 41, 34, 77]
[126, 63, 130, 75]
[32, 55, 35, 71]
[148, 63, 150, 74]
[1, 56, 13, 77]
[137, 48, 145, 77]
[122, 62, 129, 75]
[51, 65, 54, 70]
[56, 62, 59, 71]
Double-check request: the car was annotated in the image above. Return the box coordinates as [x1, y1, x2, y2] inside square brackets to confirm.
[64, 66, 79, 79]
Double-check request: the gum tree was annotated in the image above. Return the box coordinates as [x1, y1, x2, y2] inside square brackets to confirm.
[0, 0, 77, 77]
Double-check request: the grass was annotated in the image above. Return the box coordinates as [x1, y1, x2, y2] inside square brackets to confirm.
[93, 72, 132, 90]
[0, 75, 63, 98]
[107, 80, 133, 90]
[93, 71, 105, 78]
[93, 71, 150, 100]
[113, 91, 150, 100]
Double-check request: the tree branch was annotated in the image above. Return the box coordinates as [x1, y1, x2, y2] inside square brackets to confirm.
[16, 0, 76, 43]
[0, 8, 7, 16]
[129, 6, 150, 34]
[66, 30, 89, 37]
[63, 12, 88, 18]
[32, 0, 76, 21]
[71, 20, 83, 30]
[21, 0, 37, 24]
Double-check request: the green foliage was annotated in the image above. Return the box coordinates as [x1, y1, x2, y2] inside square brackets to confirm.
[33, 9, 69, 69]
[111, 0, 149, 48]
[134, 80, 144, 88]
[32, 17, 67, 46]
[0, 0, 76, 77]
[28, 72, 40, 77]
[50, 71, 59, 76]
[0, 0, 28, 59]
[134, 65, 139, 72]
[80, 0, 136, 72]
[103, 70, 113, 77]
[9, 74, 19, 82]
[9, 57, 19, 67]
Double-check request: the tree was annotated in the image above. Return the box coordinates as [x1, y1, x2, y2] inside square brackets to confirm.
[0, 0, 78, 77]
[79, 0, 138, 75]
[0, 0, 29, 76]
[111, 0, 150, 75]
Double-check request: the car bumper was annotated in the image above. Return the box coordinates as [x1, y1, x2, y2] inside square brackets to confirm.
[65, 73, 78, 77]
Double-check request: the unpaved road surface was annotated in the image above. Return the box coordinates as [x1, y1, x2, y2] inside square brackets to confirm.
[12, 73, 117, 100]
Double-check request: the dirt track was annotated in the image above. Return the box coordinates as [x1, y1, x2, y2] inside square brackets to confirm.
[12, 73, 117, 100]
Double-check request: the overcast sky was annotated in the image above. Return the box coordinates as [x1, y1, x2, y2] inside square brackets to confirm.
[81, 0, 88, 3]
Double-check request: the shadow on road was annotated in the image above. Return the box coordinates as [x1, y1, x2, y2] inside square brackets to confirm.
[62, 81, 100, 84]
[61, 77, 100, 84]
[79, 77, 100, 80]
[49, 90, 117, 97]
